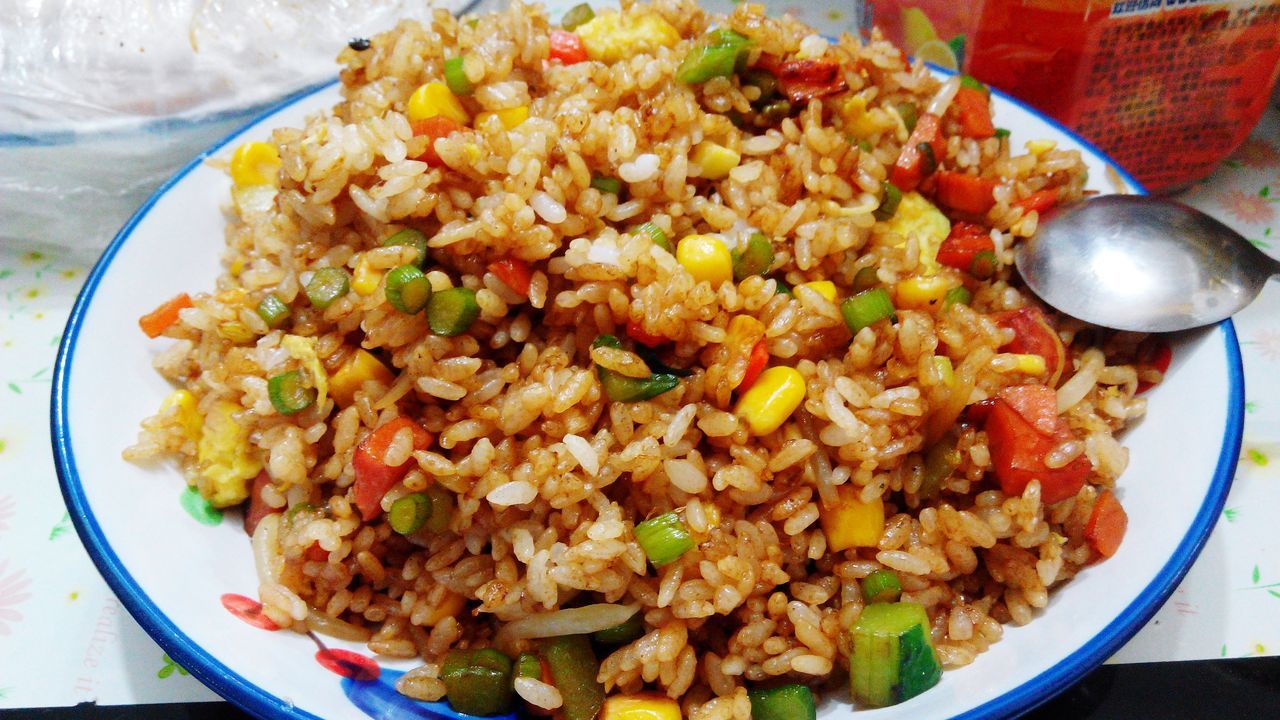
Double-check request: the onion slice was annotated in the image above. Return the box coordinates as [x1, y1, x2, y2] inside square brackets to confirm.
[496, 603, 639, 649]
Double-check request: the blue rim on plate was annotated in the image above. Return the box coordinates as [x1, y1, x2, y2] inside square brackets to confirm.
[51, 65, 1244, 720]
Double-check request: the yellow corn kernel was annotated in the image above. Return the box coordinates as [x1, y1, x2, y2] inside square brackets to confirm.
[841, 95, 896, 138]
[894, 275, 957, 310]
[329, 348, 395, 408]
[676, 234, 733, 286]
[476, 105, 529, 130]
[160, 389, 202, 443]
[217, 321, 256, 344]
[735, 366, 806, 436]
[602, 695, 683, 720]
[1011, 353, 1048, 375]
[819, 485, 885, 551]
[882, 191, 950, 274]
[229, 141, 281, 187]
[932, 355, 954, 387]
[1026, 139, 1057, 156]
[576, 12, 680, 64]
[229, 256, 246, 277]
[351, 256, 382, 296]
[691, 141, 740, 180]
[197, 401, 262, 507]
[407, 81, 470, 124]
[800, 280, 838, 302]
[420, 591, 467, 627]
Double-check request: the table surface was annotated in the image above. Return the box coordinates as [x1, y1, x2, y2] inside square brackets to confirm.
[1, 29, 1278, 719]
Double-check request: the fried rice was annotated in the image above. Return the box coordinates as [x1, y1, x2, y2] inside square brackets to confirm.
[126, 0, 1160, 714]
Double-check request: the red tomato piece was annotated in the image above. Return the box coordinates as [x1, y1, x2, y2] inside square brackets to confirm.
[936, 222, 995, 272]
[995, 306, 1067, 386]
[1084, 490, 1128, 559]
[139, 293, 193, 338]
[243, 470, 279, 536]
[410, 116, 465, 167]
[934, 171, 998, 215]
[625, 319, 666, 348]
[549, 30, 588, 65]
[1135, 341, 1173, 394]
[953, 87, 996, 139]
[889, 113, 942, 192]
[304, 542, 330, 563]
[738, 340, 769, 391]
[1016, 187, 1060, 214]
[353, 417, 434, 521]
[985, 384, 1091, 505]
[488, 258, 533, 296]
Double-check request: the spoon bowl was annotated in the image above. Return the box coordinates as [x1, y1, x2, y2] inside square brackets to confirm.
[1014, 194, 1279, 333]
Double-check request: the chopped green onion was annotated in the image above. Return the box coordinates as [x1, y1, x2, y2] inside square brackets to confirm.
[969, 249, 998, 280]
[841, 287, 896, 335]
[857, 138, 874, 153]
[385, 265, 433, 314]
[383, 228, 430, 268]
[634, 511, 694, 566]
[389, 493, 432, 535]
[748, 684, 817, 720]
[637, 221, 671, 252]
[873, 181, 902, 221]
[861, 569, 903, 604]
[427, 287, 480, 336]
[305, 267, 350, 310]
[742, 69, 778, 103]
[599, 369, 680, 403]
[731, 232, 774, 282]
[895, 102, 919, 133]
[423, 484, 454, 533]
[759, 100, 792, 123]
[677, 29, 751, 84]
[850, 602, 941, 707]
[560, 2, 595, 31]
[268, 370, 316, 415]
[441, 648, 515, 716]
[919, 434, 961, 499]
[444, 56, 473, 96]
[256, 294, 290, 329]
[941, 286, 972, 312]
[285, 502, 316, 526]
[959, 74, 988, 95]
[590, 175, 623, 195]
[515, 652, 543, 679]
[591, 613, 645, 645]
[917, 142, 938, 176]
[852, 266, 881, 293]
[537, 636, 605, 720]
[593, 334, 622, 350]
[774, 279, 793, 295]
[994, 127, 1011, 139]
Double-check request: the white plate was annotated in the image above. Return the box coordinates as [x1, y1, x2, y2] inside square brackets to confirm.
[53, 76, 1243, 720]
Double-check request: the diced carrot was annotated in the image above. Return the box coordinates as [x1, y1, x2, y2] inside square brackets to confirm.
[1084, 490, 1128, 559]
[936, 222, 995, 273]
[242, 470, 278, 536]
[1016, 187, 1060, 214]
[738, 340, 769, 391]
[410, 116, 465, 167]
[625, 319, 666, 348]
[488, 258, 533, 296]
[934, 171, 997, 215]
[953, 86, 996, 139]
[995, 307, 1067, 386]
[985, 384, 1091, 504]
[888, 113, 941, 192]
[353, 417, 434, 521]
[139, 293, 193, 338]
[549, 30, 588, 65]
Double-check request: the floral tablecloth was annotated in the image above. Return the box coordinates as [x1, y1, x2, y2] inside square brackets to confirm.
[0, 40, 1278, 712]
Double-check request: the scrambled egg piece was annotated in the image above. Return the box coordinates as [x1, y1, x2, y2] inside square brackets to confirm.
[197, 401, 262, 507]
[160, 389, 202, 444]
[576, 12, 680, 64]
[881, 191, 951, 274]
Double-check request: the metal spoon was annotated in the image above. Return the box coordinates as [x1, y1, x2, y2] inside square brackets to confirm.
[1014, 194, 1279, 333]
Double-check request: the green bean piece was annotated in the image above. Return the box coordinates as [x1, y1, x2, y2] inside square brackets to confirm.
[590, 175, 623, 195]
[676, 29, 751, 84]
[384, 265, 433, 314]
[852, 266, 881, 293]
[537, 636, 605, 720]
[895, 102, 919, 133]
[389, 493, 433, 535]
[560, 2, 595, 30]
[941, 286, 972, 313]
[422, 484, 454, 534]
[444, 56, 473, 96]
[515, 652, 543, 680]
[427, 287, 480, 336]
[441, 648, 515, 716]
[634, 511, 694, 566]
[383, 228, 430, 268]
[731, 232, 775, 282]
[841, 287, 896, 335]
[874, 181, 903, 221]
[861, 569, 903, 604]
[748, 684, 817, 720]
[305, 267, 350, 310]
[256, 294, 290, 329]
[592, 613, 645, 645]
[268, 370, 317, 415]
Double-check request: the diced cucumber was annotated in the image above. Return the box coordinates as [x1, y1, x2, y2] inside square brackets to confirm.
[849, 602, 941, 707]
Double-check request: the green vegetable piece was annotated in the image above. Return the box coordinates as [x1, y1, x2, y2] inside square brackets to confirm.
[917, 142, 938, 177]
[941, 286, 972, 313]
[444, 56, 473, 96]
[861, 570, 903, 604]
[947, 34, 966, 68]
[959, 74, 988, 95]
[743, 69, 778, 103]
[427, 287, 480, 336]
[919, 434, 962, 499]
[592, 334, 622, 350]
[592, 613, 645, 645]
[748, 684, 817, 720]
[731, 232, 774, 282]
[677, 29, 751, 85]
[968, 249, 998, 280]
[849, 602, 942, 708]
[774, 279, 793, 296]
[590, 175, 623, 195]
[634, 511, 694, 566]
[538, 636, 605, 720]
[383, 228, 430, 268]
[759, 100, 792, 124]
[895, 102, 919, 133]
[561, 2, 595, 31]
[256, 294, 290, 329]
[637, 221, 672, 252]
[423, 484, 454, 534]
[852, 266, 880, 293]
[268, 370, 316, 415]
[385, 265, 433, 314]
[441, 648, 515, 716]
[873, 181, 902, 222]
[389, 493, 432, 535]
[515, 652, 543, 680]
[857, 138, 874, 153]
[841, 287, 896, 335]
[305, 267, 350, 310]
[284, 502, 316, 527]
[994, 127, 1011, 139]
[599, 370, 680, 403]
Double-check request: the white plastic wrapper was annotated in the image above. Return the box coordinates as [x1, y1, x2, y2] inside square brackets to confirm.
[1, 0, 472, 259]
